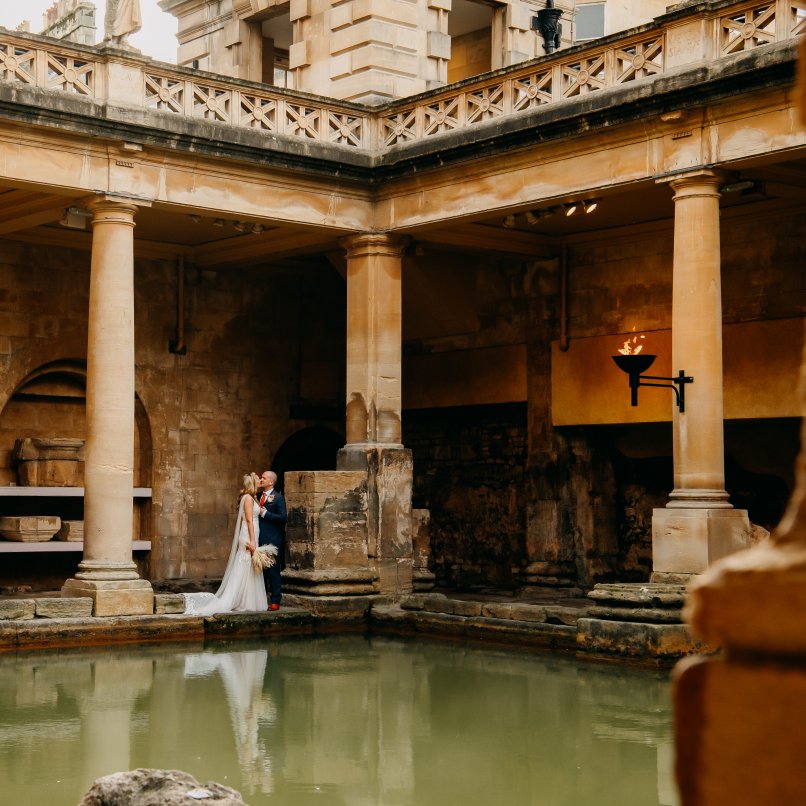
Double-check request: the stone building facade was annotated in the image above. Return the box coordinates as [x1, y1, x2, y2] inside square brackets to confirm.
[158, 0, 668, 101]
[0, 0, 803, 611]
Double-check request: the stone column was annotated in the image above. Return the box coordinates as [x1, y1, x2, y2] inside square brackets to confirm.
[337, 233, 413, 596]
[62, 196, 153, 615]
[672, 47, 806, 805]
[341, 232, 404, 448]
[652, 170, 750, 579]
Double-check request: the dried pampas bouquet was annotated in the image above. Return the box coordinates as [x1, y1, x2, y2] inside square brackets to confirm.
[252, 543, 278, 573]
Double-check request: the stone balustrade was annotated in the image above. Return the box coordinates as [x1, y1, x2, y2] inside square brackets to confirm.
[0, 0, 802, 154]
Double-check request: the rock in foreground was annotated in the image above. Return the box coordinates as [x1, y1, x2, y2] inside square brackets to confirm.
[78, 768, 246, 805]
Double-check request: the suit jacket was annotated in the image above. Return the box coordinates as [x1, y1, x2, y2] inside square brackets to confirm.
[257, 488, 287, 548]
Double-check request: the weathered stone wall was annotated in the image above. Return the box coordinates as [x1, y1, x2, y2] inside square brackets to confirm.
[0, 240, 346, 585]
[401, 214, 804, 590]
[404, 403, 528, 588]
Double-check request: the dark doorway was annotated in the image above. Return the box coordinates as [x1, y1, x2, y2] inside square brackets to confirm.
[271, 426, 344, 490]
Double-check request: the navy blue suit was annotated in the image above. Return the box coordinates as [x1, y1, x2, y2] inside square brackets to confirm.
[258, 488, 287, 605]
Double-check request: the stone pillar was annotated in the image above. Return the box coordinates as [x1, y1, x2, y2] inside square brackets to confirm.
[652, 170, 751, 579]
[337, 233, 413, 596]
[62, 197, 153, 615]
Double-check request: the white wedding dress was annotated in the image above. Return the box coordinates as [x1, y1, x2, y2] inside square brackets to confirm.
[184, 494, 268, 615]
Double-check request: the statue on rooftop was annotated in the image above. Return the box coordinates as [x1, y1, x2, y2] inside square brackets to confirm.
[103, 0, 142, 48]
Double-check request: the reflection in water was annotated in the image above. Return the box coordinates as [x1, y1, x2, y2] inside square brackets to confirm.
[0, 636, 677, 805]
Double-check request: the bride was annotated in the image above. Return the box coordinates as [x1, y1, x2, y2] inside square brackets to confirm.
[184, 472, 268, 615]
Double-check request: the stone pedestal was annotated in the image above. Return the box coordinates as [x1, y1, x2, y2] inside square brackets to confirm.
[283, 470, 377, 596]
[62, 578, 154, 617]
[338, 445, 413, 596]
[652, 507, 752, 577]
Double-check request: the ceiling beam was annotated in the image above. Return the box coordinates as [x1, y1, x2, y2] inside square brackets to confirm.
[418, 224, 556, 257]
[3, 226, 193, 259]
[190, 228, 338, 266]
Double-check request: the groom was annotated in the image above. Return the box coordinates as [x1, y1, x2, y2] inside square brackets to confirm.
[258, 470, 287, 611]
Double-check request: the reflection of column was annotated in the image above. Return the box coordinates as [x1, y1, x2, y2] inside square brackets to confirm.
[652, 171, 750, 579]
[79, 657, 153, 787]
[63, 197, 153, 615]
[337, 233, 413, 595]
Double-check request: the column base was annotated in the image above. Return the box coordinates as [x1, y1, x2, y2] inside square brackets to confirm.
[62, 578, 154, 617]
[652, 507, 752, 575]
[281, 568, 378, 597]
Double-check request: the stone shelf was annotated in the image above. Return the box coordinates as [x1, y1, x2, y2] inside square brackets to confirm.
[0, 540, 151, 553]
[0, 487, 152, 497]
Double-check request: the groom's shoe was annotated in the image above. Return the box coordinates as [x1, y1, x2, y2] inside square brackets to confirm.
[269, 603, 280, 611]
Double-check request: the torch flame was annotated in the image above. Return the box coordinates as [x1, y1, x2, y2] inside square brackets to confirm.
[618, 334, 645, 355]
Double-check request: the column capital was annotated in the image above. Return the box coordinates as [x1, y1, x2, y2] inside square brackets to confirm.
[339, 232, 408, 258]
[658, 168, 725, 198]
[87, 194, 152, 222]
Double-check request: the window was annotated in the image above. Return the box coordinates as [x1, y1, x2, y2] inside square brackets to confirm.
[576, 2, 605, 42]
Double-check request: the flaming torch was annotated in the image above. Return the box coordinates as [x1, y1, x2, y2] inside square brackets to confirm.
[612, 333, 693, 412]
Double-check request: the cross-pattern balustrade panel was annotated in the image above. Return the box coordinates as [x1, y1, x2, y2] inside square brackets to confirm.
[145, 73, 185, 114]
[46, 54, 94, 96]
[0, 43, 35, 85]
[720, 2, 777, 55]
[0, 0, 801, 155]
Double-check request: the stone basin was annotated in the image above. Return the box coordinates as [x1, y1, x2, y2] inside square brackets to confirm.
[13, 437, 85, 486]
[0, 515, 61, 542]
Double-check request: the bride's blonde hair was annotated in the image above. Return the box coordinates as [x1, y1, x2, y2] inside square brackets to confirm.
[238, 472, 259, 508]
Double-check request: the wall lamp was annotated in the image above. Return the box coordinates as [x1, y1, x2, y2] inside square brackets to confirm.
[531, 0, 563, 55]
[612, 338, 693, 413]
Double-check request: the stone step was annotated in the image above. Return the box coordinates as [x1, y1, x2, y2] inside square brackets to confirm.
[35, 598, 93, 619]
[154, 593, 186, 614]
[587, 605, 684, 624]
[401, 594, 587, 625]
[0, 600, 35, 620]
[587, 582, 687, 608]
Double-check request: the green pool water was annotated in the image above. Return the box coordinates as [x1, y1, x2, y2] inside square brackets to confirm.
[0, 635, 678, 805]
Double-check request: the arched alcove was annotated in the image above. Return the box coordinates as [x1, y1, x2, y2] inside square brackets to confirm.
[0, 360, 153, 489]
[0, 360, 156, 590]
[271, 426, 344, 490]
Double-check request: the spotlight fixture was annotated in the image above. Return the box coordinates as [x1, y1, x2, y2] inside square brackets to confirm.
[583, 199, 599, 214]
[233, 221, 248, 232]
[564, 202, 578, 217]
[525, 210, 541, 225]
[721, 179, 756, 194]
[188, 214, 202, 224]
[252, 224, 265, 234]
[212, 218, 225, 227]
[503, 214, 517, 228]
[59, 207, 90, 229]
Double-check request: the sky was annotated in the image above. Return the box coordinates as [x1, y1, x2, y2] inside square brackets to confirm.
[0, 0, 178, 63]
